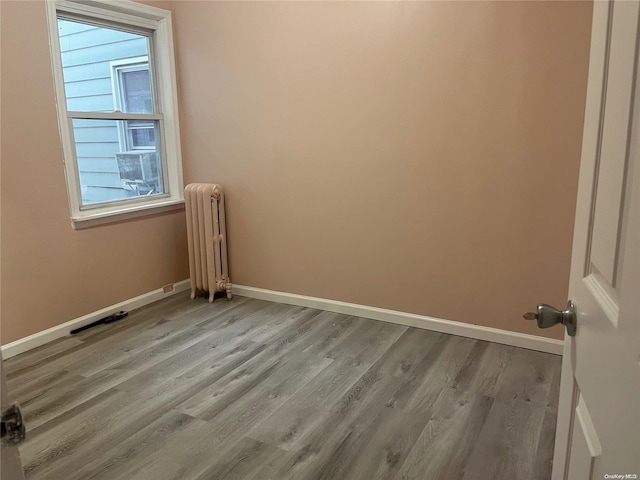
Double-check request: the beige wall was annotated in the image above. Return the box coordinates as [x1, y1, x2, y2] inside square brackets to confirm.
[0, 0, 189, 345]
[173, 1, 592, 340]
[1, 1, 592, 346]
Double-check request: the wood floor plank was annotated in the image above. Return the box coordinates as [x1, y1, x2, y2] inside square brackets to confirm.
[332, 408, 429, 480]
[546, 357, 563, 415]
[448, 341, 509, 397]
[247, 355, 369, 451]
[267, 334, 456, 480]
[65, 296, 251, 378]
[460, 396, 548, 480]
[107, 418, 227, 480]
[256, 310, 338, 357]
[255, 333, 453, 479]
[3, 295, 561, 480]
[400, 335, 478, 414]
[3, 337, 84, 376]
[24, 367, 226, 480]
[22, 343, 268, 479]
[114, 335, 258, 394]
[61, 411, 206, 480]
[337, 348, 495, 480]
[6, 301, 195, 386]
[20, 388, 130, 480]
[395, 387, 494, 479]
[530, 410, 558, 480]
[195, 298, 279, 330]
[22, 326, 213, 430]
[264, 373, 407, 480]
[370, 327, 445, 379]
[169, 296, 252, 327]
[121, 353, 333, 480]
[177, 351, 333, 422]
[81, 291, 189, 327]
[67, 318, 203, 377]
[211, 303, 324, 345]
[321, 317, 407, 363]
[7, 369, 84, 406]
[300, 312, 361, 356]
[192, 437, 285, 480]
[69, 292, 197, 343]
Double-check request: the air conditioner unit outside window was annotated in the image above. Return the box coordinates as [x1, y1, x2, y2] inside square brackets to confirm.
[115, 151, 162, 196]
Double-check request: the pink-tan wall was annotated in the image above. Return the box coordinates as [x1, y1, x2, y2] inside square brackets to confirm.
[172, 0, 593, 340]
[0, 0, 189, 345]
[1, 0, 592, 346]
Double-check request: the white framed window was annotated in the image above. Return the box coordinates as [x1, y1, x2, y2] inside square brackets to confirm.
[111, 57, 155, 151]
[46, 0, 184, 228]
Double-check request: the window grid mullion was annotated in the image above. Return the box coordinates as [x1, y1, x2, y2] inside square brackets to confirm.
[66, 111, 163, 121]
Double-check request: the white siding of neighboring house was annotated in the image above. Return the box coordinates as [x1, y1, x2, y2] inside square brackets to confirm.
[58, 20, 148, 204]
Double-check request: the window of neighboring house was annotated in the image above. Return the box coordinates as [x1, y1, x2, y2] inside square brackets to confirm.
[112, 58, 155, 150]
[46, 0, 184, 228]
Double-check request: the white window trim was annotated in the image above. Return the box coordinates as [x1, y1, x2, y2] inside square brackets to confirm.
[46, 0, 184, 229]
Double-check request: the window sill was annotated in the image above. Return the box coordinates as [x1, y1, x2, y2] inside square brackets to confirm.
[71, 198, 185, 229]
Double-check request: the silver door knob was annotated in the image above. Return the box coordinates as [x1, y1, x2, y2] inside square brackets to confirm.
[523, 300, 577, 336]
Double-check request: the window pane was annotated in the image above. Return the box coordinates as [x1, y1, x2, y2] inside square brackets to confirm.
[71, 119, 165, 206]
[120, 69, 153, 113]
[126, 120, 155, 149]
[57, 19, 152, 113]
[131, 126, 155, 147]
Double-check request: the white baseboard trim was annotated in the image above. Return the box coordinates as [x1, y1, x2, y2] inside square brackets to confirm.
[233, 285, 564, 355]
[2, 280, 563, 359]
[1, 280, 191, 360]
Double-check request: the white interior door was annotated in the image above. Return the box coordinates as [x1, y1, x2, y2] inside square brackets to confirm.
[552, 1, 640, 479]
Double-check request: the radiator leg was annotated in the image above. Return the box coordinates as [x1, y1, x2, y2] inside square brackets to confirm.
[208, 291, 215, 303]
[190, 289, 196, 300]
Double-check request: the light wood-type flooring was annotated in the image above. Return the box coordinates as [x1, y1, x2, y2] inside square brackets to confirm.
[4, 293, 561, 480]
